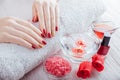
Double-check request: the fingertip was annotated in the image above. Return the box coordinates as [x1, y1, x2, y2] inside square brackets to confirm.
[47, 33, 52, 38]
[55, 26, 58, 31]
[42, 40, 47, 45]
[39, 44, 44, 48]
[32, 16, 38, 22]
[43, 29, 46, 34]
[41, 33, 46, 38]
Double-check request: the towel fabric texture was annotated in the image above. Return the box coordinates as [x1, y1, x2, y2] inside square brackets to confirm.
[0, 0, 105, 80]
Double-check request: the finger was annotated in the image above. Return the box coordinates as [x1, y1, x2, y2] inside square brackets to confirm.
[50, 5, 56, 37]
[10, 21, 47, 45]
[13, 18, 46, 38]
[55, 4, 59, 31]
[4, 27, 43, 48]
[3, 32, 32, 49]
[32, 1, 38, 22]
[35, 0, 46, 35]
[43, 2, 51, 38]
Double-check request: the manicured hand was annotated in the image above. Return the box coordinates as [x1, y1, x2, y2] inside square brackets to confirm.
[32, 0, 59, 38]
[0, 17, 46, 49]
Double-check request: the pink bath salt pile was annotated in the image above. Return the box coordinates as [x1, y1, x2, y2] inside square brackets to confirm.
[45, 56, 72, 77]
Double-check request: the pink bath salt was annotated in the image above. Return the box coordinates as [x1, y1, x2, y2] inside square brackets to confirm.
[76, 40, 86, 47]
[45, 56, 71, 77]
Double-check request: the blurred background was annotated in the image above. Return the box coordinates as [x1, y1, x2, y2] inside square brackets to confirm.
[103, 0, 120, 27]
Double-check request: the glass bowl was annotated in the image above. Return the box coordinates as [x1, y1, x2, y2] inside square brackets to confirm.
[60, 27, 100, 63]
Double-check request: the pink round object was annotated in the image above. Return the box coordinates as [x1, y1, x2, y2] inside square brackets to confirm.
[45, 56, 71, 77]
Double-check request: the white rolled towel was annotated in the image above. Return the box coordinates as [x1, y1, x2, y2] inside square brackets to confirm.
[0, 0, 105, 80]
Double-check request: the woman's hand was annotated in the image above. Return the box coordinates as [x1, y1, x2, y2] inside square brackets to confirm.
[0, 17, 46, 49]
[32, 0, 59, 38]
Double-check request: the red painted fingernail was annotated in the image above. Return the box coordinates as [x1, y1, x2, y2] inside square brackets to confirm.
[55, 26, 58, 31]
[32, 16, 35, 22]
[32, 16, 38, 22]
[43, 29, 46, 35]
[32, 44, 37, 49]
[41, 34, 45, 38]
[48, 33, 51, 38]
[42, 41, 47, 45]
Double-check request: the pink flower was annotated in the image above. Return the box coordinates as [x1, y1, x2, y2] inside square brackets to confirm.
[92, 54, 104, 72]
[77, 61, 92, 79]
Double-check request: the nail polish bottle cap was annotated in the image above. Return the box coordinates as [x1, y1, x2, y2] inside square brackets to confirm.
[101, 32, 111, 46]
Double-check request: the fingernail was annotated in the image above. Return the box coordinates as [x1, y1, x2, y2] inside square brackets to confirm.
[43, 29, 46, 35]
[32, 16, 36, 22]
[42, 40, 47, 45]
[48, 33, 51, 38]
[32, 44, 37, 49]
[41, 34, 45, 38]
[32, 16, 38, 22]
[55, 26, 58, 31]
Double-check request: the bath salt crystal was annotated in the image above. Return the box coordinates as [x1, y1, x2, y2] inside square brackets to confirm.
[45, 56, 71, 77]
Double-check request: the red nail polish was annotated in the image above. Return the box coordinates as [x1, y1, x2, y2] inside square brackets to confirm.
[36, 16, 38, 22]
[32, 16, 38, 22]
[41, 34, 45, 38]
[43, 29, 46, 35]
[48, 33, 51, 38]
[42, 41, 47, 45]
[77, 61, 92, 79]
[32, 16, 35, 22]
[92, 54, 104, 72]
[32, 45, 36, 49]
[55, 26, 58, 31]
[98, 32, 111, 56]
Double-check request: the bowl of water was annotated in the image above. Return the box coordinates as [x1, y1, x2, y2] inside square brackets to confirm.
[60, 27, 100, 63]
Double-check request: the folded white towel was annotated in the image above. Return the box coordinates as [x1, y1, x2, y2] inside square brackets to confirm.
[59, 0, 105, 34]
[0, 0, 105, 80]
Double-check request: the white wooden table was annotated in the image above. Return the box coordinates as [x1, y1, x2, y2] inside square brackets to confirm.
[0, 0, 120, 80]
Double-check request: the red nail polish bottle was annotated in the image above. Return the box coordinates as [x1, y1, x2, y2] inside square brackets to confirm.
[92, 32, 111, 72]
